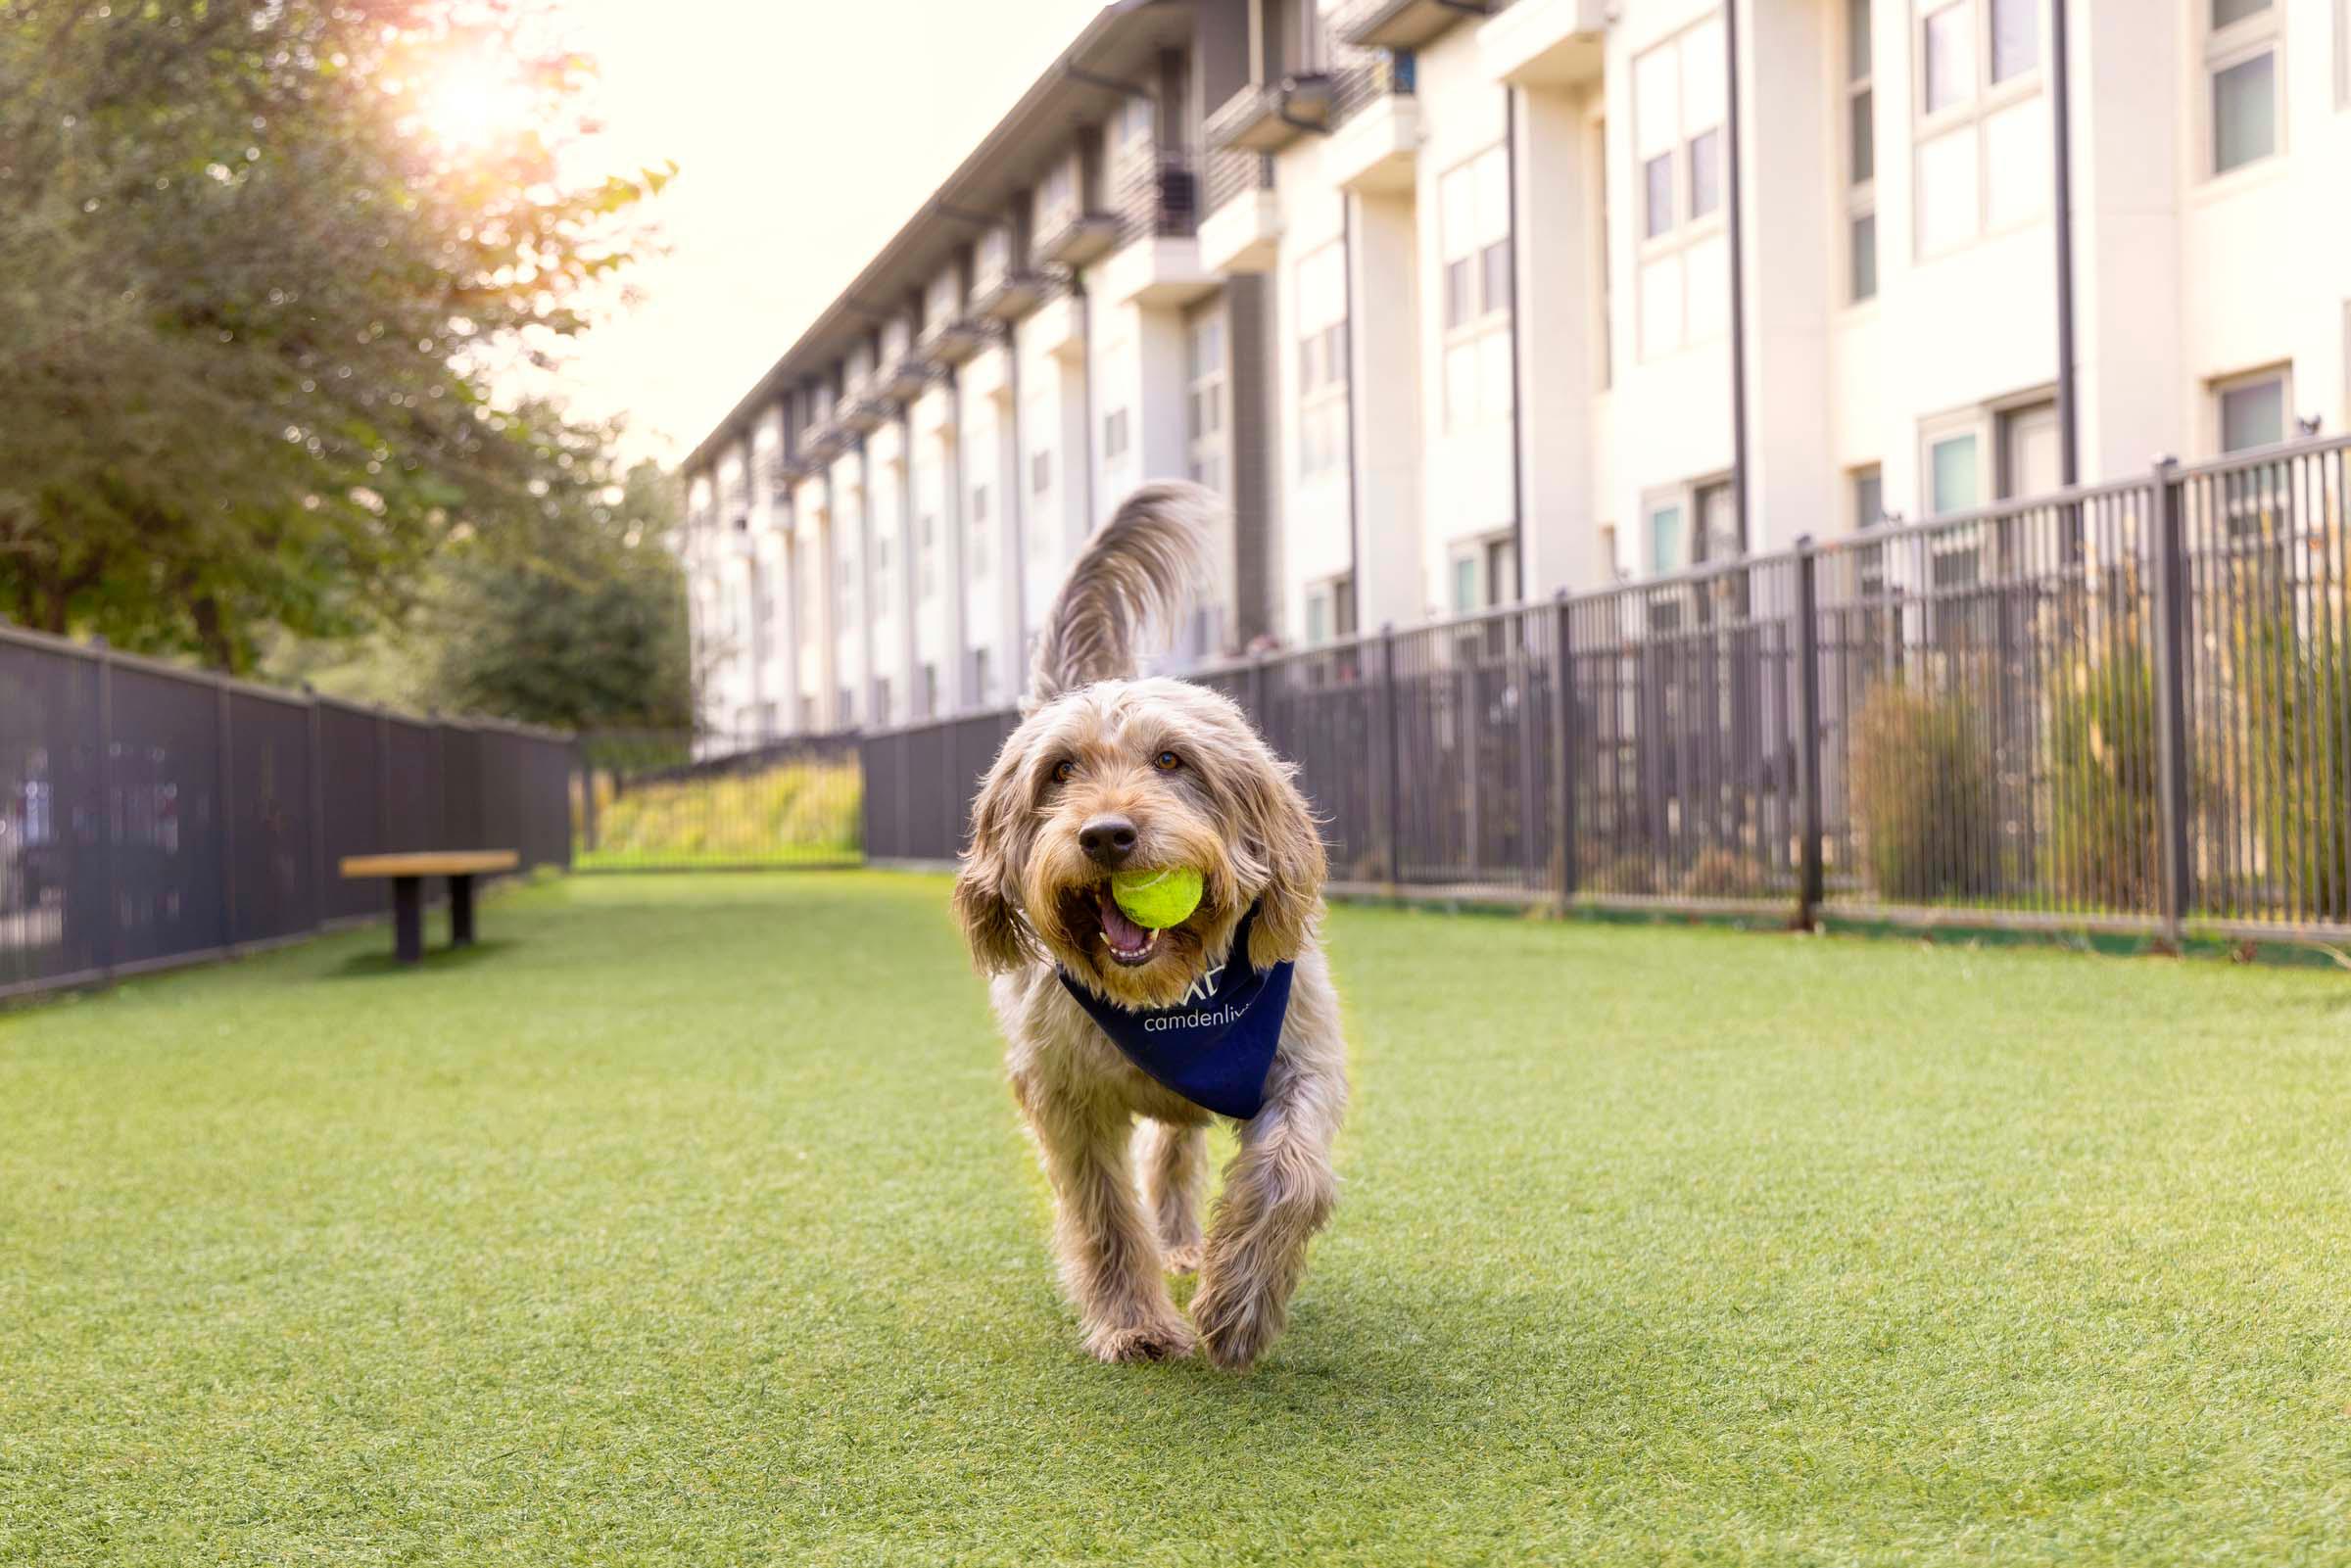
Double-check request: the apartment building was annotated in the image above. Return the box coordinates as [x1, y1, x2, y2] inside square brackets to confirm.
[684, 0, 2351, 738]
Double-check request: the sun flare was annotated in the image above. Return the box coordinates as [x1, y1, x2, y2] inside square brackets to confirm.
[419, 53, 535, 151]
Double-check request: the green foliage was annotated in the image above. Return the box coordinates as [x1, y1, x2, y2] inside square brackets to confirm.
[1680, 846, 1772, 900]
[426, 450, 693, 731]
[579, 761, 862, 868]
[2044, 642, 2161, 910]
[1851, 684, 1997, 902]
[2233, 609, 2351, 918]
[0, 0, 666, 670]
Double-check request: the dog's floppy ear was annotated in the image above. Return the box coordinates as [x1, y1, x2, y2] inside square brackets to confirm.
[1231, 742, 1325, 971]
[953, 734, 1034, 974]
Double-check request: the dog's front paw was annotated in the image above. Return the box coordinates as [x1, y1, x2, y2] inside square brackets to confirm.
[1084, 1313, 1197, 1363]
[1162, 1241, 1203, 1276]
[1188, 1277, 1276, 1371]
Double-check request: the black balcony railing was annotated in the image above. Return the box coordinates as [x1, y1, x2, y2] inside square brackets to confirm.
[1203, 145, 1273, 216]
[1115, 148, 1200, 245]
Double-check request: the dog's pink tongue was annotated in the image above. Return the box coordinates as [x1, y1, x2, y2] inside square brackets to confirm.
[1098, 890, 1150, 952]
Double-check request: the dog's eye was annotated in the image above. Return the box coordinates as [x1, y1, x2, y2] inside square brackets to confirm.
[1050, 759, 1077, 785]
[1152, 750, 1182, 773]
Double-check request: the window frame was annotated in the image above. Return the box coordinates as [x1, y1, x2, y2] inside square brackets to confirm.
[1633, 18, 1731, 359]
[1845, 0, 1879, 305]
[2212, 362, 2294, 455]
[1185, 307, 1230, 496]
[2204, 0, 2285, 179]
[1910, 0, 2048, 261]
[1295, 240, 1351, 482]
[1439, 143, 1515, 429]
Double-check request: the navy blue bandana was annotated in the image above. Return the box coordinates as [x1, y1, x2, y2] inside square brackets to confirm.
[1056, 903, 1294, 1120]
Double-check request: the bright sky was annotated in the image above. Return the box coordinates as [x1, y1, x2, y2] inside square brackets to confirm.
[550, 0, 1104, 465]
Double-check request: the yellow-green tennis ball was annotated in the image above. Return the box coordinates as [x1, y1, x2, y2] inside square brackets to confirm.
[1111, 866, 1204, 929]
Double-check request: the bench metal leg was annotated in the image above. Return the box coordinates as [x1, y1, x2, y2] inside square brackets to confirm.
[449, 874, 476, 948]
[393, 876, 423, 964]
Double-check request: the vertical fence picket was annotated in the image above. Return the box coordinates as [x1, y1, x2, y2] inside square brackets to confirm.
[2150, 457, 2193, 946]
[1378, 626, 1402, 888]
[1794, 542, 1824, 928]
[216, 684, 238, 953]
[1552, 592, 1577, 904]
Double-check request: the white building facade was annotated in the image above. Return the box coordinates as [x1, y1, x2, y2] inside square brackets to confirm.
[684, 0, 2351, 737]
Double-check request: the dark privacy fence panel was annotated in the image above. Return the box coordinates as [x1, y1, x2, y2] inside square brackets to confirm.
[0, 627, 573, 999]
[850, 436, 2351, 948]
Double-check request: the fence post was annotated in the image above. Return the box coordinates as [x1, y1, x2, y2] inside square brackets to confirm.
[305, 687, 327, 929]
[1794, 540, 1825, 929]
[216, 683, 239, 954]
[93, 639, 118, 984]
[2150, 457, 2192, 947]
[1378, 625, 1402, 889]
[1552, 590, 1577, 907]
[376, 710, 393, 854]
[577, 737, 599, 856]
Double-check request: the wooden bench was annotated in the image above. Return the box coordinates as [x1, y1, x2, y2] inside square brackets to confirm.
[339, 851, 520, 964]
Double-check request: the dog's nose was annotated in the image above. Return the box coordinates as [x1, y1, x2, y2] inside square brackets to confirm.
[1079, 814, 1139, 868]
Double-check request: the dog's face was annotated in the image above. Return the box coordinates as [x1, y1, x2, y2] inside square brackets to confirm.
[953, 678, 1325, 1009]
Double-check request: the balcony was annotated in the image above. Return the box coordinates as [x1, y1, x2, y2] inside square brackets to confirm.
[1335, 0, 1490, 51]
[799, 418, 847, 466]
[883, 354, 933, 402]
[1198, 150, 1281, 273]
[918, 313, 990, 366]
[841, 388, 892, 434]
[1478, 0, 1607, 89]
[1032, 207, 1122, 268]
[970, 267, 1047, 322]
[1326, 67, 1421, 193]
[1115, 150, 1200, 243]
[1204, 74, 1335, 154]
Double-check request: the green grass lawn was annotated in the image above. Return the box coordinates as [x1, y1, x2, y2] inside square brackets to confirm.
[4, 874, 2349, 1565]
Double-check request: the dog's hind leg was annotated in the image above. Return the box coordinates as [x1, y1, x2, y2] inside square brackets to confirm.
[1021, 1084, 1196, 1362]
[1189, 1064, 1344, 1371]
[1135, 1118, 1208, 1275]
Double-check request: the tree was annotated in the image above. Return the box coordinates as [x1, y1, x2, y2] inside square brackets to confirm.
[423, 441, 693, 732]
[0, 0, 665, 671]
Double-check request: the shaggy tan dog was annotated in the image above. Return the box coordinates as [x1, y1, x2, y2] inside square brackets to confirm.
[953, 481, 1348, 1369]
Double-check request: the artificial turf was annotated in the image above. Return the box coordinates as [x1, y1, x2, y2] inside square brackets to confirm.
[3, 872, 2348, 1565]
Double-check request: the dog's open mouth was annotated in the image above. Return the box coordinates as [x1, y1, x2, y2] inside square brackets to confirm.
[1093, 884, 1161, 968]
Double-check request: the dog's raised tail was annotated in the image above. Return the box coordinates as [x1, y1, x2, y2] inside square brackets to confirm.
[1029, 480, 1223, 703]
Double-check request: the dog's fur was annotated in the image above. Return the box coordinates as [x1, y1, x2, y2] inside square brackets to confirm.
[953, 481, 1348, 1369]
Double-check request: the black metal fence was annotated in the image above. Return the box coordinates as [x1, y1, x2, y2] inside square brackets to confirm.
[850, 436, 2351, 950]
[0, 626, 574, 999]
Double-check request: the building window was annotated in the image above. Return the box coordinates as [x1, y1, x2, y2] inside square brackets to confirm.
[1440, 144, 1513, 427]
[1032, 447, 1052, 496]
[2208, 0, 2281, 175]
[873, 531, 892, 622]
[1451, 553, 1479, 614]
[1927, 429, 1982, 515]
[1304, 583, 1333, 646]
[1646, 499, 1687, 577]
[1634, 19, 1729, 358]
[921, 663, 938, 719]
[1297, 241, 1349, 480]
[969, 480, 990, 578]
[1914, 0, 2047, 258]
[972, 646, 993, 705]
[918, 511, 937, 601]
[1118, 92, 1155, 154]
[1186, 307, 1229, 495]
[1852, 464, 1885, 531]
[1484, 536, 1519, 606]
[2217, 366, 2289, 452]
[1039, 158, 1076, 226]
[1104, 406, 1130, 462]
[1692, 480, 1739, 564]
[873, 676, 892, 726]
[1846, 0, 1878, 303]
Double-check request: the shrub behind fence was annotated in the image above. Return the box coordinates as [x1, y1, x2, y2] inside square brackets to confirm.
[0, 627, 574, 999]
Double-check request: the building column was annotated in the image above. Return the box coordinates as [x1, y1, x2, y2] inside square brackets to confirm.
[1736, 0, 1837, 548]
[1512, 86, 1607, 595]
[1350, 188, 1424, 632]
